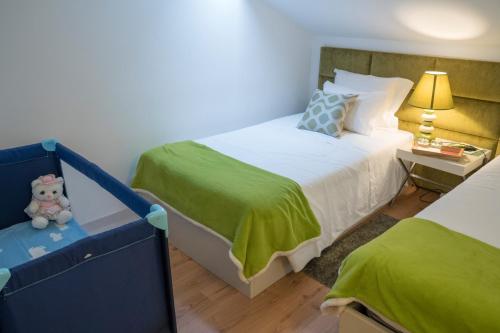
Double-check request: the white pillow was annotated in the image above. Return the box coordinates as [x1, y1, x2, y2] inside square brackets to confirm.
[323, 81, 387, 136]
[334, 69, 413, 128]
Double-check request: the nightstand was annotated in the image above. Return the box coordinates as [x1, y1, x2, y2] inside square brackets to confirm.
[391, 143, 492, 205]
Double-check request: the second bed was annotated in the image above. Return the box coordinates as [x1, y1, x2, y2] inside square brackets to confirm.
[321, 155, 500, 332]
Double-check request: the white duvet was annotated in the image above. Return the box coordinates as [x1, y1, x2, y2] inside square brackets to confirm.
[197, 113, 413, 272]
[418, 154, 500, 248]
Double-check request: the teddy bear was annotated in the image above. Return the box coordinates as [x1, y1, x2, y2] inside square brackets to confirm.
[25, 174, 73, 229]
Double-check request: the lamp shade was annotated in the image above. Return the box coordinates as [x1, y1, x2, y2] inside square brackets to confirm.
[408, 71, 454, 110]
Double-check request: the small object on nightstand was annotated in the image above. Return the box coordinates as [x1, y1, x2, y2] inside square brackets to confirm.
[412, 144, 464, 160]
[447, 142, 479, 153]
[440, 145, 463, 154]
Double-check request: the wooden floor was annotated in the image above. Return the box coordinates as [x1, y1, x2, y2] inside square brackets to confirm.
[171, 186, 439, 333]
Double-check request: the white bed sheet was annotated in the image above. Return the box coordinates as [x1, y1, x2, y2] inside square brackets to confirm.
[417, 155, 500, 248]
[197, 113, 413, 272]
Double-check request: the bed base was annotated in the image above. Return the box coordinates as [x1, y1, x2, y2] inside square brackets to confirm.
[337, 306, 397, 333]
[167, 204, 293, 298]
[136, 190, 292, 298]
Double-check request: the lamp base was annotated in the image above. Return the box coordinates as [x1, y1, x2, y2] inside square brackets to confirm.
[416, 109, 436, 146]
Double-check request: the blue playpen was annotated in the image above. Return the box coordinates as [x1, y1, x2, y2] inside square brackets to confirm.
[0, 140, 176, 333]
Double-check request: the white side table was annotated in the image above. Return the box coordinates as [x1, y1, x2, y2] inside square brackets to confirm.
[391, 144, 491, 205]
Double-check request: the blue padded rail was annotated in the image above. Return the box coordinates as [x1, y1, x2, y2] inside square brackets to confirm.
[0, 143, 49, 164]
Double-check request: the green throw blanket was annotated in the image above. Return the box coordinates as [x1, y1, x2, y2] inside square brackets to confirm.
[324, 218, 500, 333]
[132, 141, 320, 281]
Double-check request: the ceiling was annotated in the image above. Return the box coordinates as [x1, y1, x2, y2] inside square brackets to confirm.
[262, 0, 500, 45]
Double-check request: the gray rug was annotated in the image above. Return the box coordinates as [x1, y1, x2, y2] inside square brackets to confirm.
[304, 214, 399, 287]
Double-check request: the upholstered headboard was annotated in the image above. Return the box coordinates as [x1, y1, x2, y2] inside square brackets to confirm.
[318, 47, 500, 188]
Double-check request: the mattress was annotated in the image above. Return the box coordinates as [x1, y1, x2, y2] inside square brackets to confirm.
[417, 155, 500, 248]
[197, 113, 413, 271]
[0, 219, 87, 269]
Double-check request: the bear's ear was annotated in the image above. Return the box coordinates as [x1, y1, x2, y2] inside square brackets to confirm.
[31, 179, 42, 188]
[55, 177, 64, 184]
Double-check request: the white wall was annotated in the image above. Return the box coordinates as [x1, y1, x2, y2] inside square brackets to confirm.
[263, 0, 500, 45]
[309, 35, 500, 92]
[0, 0, 312, 222]
[263, 0, 500, 92]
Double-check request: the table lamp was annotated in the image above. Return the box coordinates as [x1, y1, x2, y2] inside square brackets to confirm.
[408, 71, 454, 146]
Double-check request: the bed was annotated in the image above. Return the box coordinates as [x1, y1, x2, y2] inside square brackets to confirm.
[135, 113, 413, 298]
[316, 48, 500, 333]
[322, 155, 500, 333]
[0, 140, 176, 333]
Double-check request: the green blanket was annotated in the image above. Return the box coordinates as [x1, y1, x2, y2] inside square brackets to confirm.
[324, 218, 500, 333]
[132, 141, 320, 281]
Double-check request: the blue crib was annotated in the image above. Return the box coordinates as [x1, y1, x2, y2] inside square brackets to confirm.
[0, 140, 176, 333]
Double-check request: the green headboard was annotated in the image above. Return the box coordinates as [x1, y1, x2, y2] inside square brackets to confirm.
[319, 47, 500, 189]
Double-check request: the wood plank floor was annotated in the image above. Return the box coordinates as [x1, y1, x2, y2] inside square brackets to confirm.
[171, 186, 439, 333]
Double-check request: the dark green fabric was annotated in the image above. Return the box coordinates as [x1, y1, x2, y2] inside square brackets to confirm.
[370, 52, 435, 84]
[318, 47, 372, 88]
[325, 218, 500, 333]
[436, 58, 500, 103]
[132, 141, 321, 280]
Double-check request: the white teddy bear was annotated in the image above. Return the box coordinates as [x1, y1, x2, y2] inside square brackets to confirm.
[25, 174, 72, 229]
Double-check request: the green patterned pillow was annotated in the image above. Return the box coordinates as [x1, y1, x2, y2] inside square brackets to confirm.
[297, 90, 357, 137]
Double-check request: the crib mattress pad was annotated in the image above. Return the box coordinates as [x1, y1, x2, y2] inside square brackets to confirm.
[0, 219, 87, 269]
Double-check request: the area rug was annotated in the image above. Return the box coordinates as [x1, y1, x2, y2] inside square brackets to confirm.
[304, 214, 399, 287]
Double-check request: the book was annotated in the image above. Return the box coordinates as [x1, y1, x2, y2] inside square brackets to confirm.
[412, 145, 464, 160]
